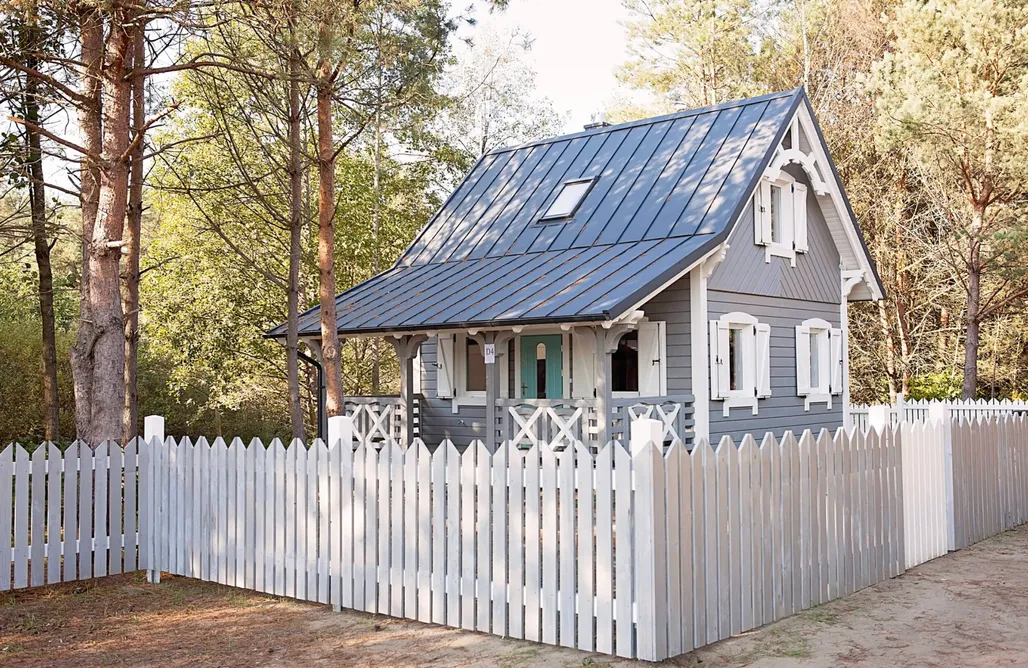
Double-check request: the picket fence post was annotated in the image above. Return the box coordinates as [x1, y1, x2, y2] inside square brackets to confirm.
[327, 414, 353, 612]
[868, 405, 890, 433]
[928, 403, 956, 551]
[631, 418, 668, 661]
[144, 415, 165, 584]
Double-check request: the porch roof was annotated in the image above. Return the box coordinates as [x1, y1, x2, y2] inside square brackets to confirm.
[270, 87, 869, 338]
[282, 235, 714, 336]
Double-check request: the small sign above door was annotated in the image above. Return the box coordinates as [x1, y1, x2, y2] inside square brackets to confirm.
[483, 343, 496, 364]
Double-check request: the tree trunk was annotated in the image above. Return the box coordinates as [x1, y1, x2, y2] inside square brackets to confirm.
[285, 11, 305, 440]
[23, 23, 59, 441]
[71, 6, 103, 442]
[877, 298, 898, 403]
[87, 14, 133, 444]
[370, 100, 383, 394]
[316, 73, 345, 417]
[962, 232, 982, 399]
[123, 26, 145, 441]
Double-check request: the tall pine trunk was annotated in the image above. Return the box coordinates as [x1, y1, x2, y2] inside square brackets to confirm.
[71, 6, 103, 441]
[23, 20, 59, 440]
[87, 13, 133, 444]
[962, 226, 982, 399]
[285, 8, 304, 440]
[316, 68, 345, 416]
[123, 26, 145, 441]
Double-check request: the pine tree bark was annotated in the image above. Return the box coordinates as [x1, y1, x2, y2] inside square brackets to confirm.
[70, 5, 103, 442]
[22, 18, 59, 441]
[123, 25, 145, 441]
[316, 66, 345, 417]
[285, 7, 305, 440]
[87, 12, 133, 444]
[962, 224, 982, 399]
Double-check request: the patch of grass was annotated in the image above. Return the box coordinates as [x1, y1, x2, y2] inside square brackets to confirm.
[802, 605, 841, 625]
[496, 643, 543, 667]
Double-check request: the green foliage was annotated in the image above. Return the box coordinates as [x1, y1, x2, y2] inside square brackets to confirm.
[907, 373, 963, 401]
[0, 320, 75, 444]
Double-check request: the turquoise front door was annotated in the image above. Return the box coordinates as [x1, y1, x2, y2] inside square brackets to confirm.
[520, 335, 563, 399]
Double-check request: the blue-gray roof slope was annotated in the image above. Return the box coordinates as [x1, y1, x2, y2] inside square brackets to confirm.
[271, 88, 808, 337]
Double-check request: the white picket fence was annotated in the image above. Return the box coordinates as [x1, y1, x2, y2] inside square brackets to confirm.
[4, 415, 1028, 661]
[849, 397, 1028, 431]
[0, 440, 146, 592]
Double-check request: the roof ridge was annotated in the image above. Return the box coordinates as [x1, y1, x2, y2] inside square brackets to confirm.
[487, 88, 802, 156]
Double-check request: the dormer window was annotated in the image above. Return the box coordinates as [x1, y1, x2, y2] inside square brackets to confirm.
[753, 174, 808, 265]
[539, 177, 595, 221]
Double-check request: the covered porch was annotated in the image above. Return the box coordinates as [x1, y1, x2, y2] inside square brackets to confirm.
[335, 318, 695, 450]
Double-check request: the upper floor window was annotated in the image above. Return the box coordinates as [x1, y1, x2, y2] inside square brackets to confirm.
[540, 177, 595, 221]
[753, 175, 809, 265]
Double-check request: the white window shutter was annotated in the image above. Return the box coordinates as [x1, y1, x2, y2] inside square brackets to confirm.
[710, 320, 731, 399]
[795, 325, 811, 396]
[638, 321, 665, 396]
[571, 330, 596, 399]
[755, 182, 772, 245]
[793, 182, 808, 253]
[830, 327, 844, 395]
[436, 334, 455, 398]
[755, 323, 772, 398]
[413, 348, 422, 394]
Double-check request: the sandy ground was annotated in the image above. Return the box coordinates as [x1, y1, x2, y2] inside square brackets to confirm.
[3, 525, 1028, 667]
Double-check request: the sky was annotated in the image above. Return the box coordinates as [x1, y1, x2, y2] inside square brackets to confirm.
[468, 0, 635, 133]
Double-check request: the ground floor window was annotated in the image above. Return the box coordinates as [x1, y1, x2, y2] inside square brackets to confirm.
[612, 331, 639, 393]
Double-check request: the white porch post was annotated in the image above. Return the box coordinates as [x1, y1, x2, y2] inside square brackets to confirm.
[391, 334, 426, 446]
[594, 328, 612, 444]
[484, 332, 514, 452]
[689, 244, 728, 444]
[841, 269, 865, 429]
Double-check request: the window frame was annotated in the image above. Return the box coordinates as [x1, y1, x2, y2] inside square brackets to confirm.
[796, 317, 838, 410]
[538, 177, 597, 222]
[753, 172, 808, 266]
[710, 311, 770, 416]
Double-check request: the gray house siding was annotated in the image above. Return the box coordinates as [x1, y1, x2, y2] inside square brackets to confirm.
[640, 276, 692, 394]
[706, 163, 843, 443]
[416, 337, 487, 445]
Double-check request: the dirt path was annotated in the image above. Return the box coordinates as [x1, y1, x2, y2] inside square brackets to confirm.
[3, 526, 1028, 667]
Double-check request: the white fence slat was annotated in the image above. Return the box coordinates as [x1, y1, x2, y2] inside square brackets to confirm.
[715, 439, 730, 639]
[14, 445, 30, 588]
[416, 441, 432, 623]
[460, 443, 476, 630]
[125, 439, 139, 573]
[389, 442, 404, 617]
[235, 440, 248, 590]
[476, 442, 492, 633]
[594, 443, 614, 654]
[679, 440, 695, 653]
[404, 443, 418, 618]
[377, 442, 392, 614]
[430, 440, 446, 624]
[524, 444, 541, 643]
[254, 440, 267, 592]
[352, 442, 367, 611]
[94, 441, 109, 579]
[46, 444, 62, 584]
[30, 445, 46, 587]
[272, 439, 287, 596]
[614, 442, 633, 658]
[508, 443, 526, 640]
[309, 441, 322, 601]
[540, 443, 558, 646]
[295, 440, 309, 600]
[62, 443, 78, 583]
[557, 444, 575, 648]
[245, 439, 257, 591]
[727, 438, 742, 636]
[1, 446, 14, 590]
[664, 442, 682, 657]
[737, 436, 754, 635]
[445, 441, 460, 627]
[492, 442, 509, 636]
[108, 443, 123, 577]
[576, 442, 595, 653]
[285, 439, 297, 599]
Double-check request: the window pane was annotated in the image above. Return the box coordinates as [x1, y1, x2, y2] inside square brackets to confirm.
[770, 185, 782, 243]
[810, 331, 821, 390]
[728, 328, 739, 391]
[542, 180, 592, 219]
[612, 331, 639, 393]
[466, 339, 486, 392]
[536, 343, 547, 398]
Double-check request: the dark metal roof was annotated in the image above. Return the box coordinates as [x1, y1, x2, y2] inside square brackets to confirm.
[270, 89, 808, 337]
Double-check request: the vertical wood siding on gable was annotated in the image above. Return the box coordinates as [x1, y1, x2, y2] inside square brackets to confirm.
[707, 290, 842, 443]
[708, 165, 841, 305]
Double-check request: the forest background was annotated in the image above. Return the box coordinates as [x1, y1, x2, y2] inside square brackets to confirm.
[1, 0, 1026, 443]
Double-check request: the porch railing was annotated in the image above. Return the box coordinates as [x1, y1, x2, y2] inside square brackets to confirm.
[610, 393, 695, 445]
[343, 395, 421, 444]
[496, 394, 695, 448]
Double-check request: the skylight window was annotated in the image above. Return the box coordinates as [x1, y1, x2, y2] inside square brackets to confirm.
[539, 177, 595, 221]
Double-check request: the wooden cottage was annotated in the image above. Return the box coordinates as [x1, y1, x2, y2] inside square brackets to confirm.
[268, 87, 884, 448]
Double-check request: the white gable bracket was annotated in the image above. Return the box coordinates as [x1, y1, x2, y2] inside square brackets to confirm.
[764, 148, 829, 196]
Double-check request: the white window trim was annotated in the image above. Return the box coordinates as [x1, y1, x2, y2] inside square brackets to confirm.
[754, 171, 809, 267]
[796, 317, 835, 411]
[711, 311, 765, 417]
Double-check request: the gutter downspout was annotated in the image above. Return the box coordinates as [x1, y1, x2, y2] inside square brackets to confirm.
[297, 349, 326, 442]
